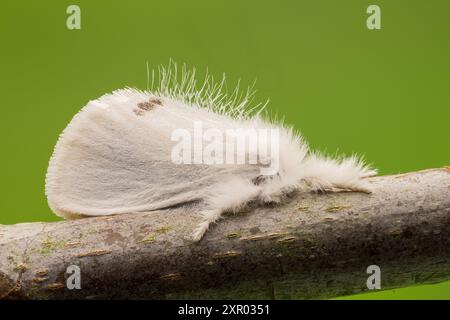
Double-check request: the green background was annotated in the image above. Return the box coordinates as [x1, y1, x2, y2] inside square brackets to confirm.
[1, 1, 449, 299]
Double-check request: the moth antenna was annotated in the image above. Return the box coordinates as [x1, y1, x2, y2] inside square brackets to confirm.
[146, 61, 150, 91]
[147, 61, 268, 120]
[151, 68, 155, 91]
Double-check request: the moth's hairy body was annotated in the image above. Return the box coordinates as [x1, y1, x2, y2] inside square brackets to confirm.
[45, 64, 376, 241]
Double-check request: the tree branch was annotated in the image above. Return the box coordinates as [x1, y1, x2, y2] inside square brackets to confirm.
[1, 168, 449, 299]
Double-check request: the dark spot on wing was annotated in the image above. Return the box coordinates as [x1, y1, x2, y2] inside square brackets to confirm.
[133, 97, 164, 116]
[149, 98, 163, 106]
[137, 101, 153, 111]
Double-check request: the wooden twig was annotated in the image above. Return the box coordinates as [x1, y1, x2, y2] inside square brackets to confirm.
[0, 168, 449, 299]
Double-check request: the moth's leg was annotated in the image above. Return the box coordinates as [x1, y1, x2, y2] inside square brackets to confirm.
[191, 209, 222, 242]
[299, 154, 377, 193]
[253, 174, 301, 204]
[192, 177, 261, 242]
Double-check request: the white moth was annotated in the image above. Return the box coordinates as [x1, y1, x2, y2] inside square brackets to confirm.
[45, 64, 376, 241]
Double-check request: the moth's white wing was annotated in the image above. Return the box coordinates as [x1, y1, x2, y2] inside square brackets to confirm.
[45, 89, 261, 218]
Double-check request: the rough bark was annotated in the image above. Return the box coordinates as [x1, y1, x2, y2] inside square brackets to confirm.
[0, 168, 449, 300]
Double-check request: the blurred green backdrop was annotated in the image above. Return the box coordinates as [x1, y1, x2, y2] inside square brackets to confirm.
[1, 0, 449, 299]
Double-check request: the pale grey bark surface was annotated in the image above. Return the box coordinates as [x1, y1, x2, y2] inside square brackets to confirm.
[0, 168, 449, 299]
